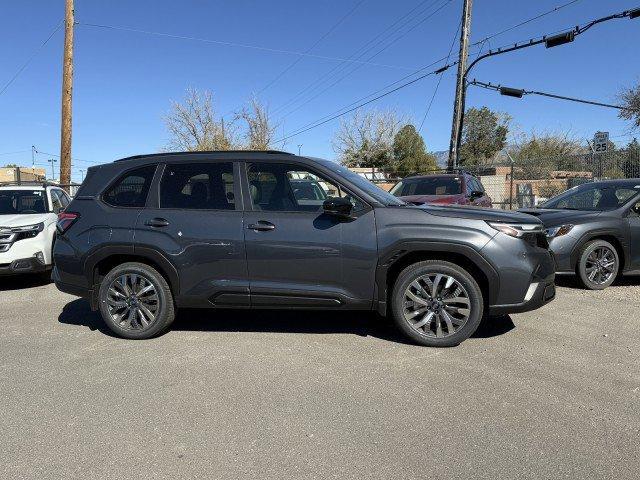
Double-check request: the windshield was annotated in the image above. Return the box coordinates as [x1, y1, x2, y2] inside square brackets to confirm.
[0, 190, 48, 215]
[542, 184, 640, 211]
[317, 160, 405, 206]
[390, 176, 462, 197]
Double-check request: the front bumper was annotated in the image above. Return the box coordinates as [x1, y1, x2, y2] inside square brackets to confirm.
[489, 277, 556, 315]
[0, 255, 48, 276]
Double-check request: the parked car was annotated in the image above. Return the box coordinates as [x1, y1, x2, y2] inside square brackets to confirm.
[390, 172, 492, 207]
[0, 182, 71, 276]
[53, 151, 555, 347]
[520, 179, 640, 290]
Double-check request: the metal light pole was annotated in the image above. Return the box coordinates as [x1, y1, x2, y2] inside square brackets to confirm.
[450, 7, 639, 168]
[47, 158, 58, 181]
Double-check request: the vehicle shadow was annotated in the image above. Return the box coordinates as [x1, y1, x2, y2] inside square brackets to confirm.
[555, 273, 640, 289]
[0, 273, 51, 292]
[58, 298, 515, 345]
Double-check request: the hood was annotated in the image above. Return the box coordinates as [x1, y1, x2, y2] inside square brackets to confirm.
[400, 194, 464, 205]
[0, 213, 52, 228]
[414, 204, 541, 224]
[518, 208, 603, 227]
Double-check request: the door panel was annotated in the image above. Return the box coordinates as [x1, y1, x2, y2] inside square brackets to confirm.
[628, 203, 640, 269]
[242, 162, 377, 308]
[135, 161, 248, 306]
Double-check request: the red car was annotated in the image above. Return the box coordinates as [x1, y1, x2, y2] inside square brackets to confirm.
[389, 172, 493, 207]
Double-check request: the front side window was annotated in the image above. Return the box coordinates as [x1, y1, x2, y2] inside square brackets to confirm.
[160, 162, 235, 210]
[247, 163, 362, 212]
[0, 190, 48, 214]
[103, 165, 156, 208]
[543, 184, 640, 211]
[50, 190, 63, 212]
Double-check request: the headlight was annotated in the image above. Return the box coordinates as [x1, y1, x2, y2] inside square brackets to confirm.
[12, 222, 45, 233]
[545, 224, 574, 238]
[487, 222, 544, 238]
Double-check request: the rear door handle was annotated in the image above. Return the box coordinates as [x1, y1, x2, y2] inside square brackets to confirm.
[248, 221, 275, 232]
[144, 218, 170, 228]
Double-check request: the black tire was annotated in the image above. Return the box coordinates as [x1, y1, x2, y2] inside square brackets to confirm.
[98, 262, 175, 339]
[576, 239, 619, 290]
[390, 260, 483, 347]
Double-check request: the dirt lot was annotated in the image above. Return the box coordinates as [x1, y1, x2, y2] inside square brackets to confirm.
[1, 275, 639, 479]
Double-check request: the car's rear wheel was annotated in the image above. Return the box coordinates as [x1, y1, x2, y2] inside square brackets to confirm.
[391, 260, 484, 347]
[98, 262, 175, 339]
[576, 240, 619, 290]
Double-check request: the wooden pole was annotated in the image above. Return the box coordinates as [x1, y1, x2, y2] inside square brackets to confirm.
[60, 0, 74, 189]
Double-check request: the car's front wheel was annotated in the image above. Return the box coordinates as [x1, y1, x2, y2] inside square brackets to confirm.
[576, 239, 619, 290]
[391, 260, 484, 347]
[98, 262, 175, 339]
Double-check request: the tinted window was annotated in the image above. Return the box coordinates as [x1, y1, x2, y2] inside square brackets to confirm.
[544, 184, 640, 211]
[467, 177, 483, 193]
[390, 176, 462, 196]
[103, 165, 156, 208]
[160, 162, 235, 210]
[0, 190, 47, 214]
[247, 163, 362, 212]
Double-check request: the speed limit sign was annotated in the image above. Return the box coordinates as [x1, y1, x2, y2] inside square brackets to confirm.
[593, 132, 609, 153]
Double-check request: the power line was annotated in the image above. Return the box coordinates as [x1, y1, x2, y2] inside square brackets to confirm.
[472, 0, 582, 46]
[78, 22, 412, 71]
[469, 79, 630, 110]
[274, 59, 458, 144]
[419, 18, 461, 133]
[0, 19, 64, 98]
[257, 0, 366, 95]
[274, 0, 455, 121]
[270, 0, 448, 117]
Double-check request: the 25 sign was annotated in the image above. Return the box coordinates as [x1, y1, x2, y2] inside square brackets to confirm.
[593, 132, 609, 153]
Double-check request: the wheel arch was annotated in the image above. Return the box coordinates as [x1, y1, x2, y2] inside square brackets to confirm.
[376, 242, 499, 315]
[570, 231, 627, 272]
[85, 246, 180, 296]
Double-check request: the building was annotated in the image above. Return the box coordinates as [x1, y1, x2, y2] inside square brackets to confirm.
[0, 167, 47, 184]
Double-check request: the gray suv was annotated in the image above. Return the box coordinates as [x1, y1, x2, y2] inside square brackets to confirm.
[53, 151, 555, 347]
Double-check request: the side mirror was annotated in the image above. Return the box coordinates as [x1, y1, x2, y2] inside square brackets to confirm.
[632, 202, 640, 215]
[469, 190, 484, 200]
[323, 196, 353, 218]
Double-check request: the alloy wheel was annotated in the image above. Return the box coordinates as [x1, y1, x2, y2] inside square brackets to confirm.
[585, 246, 617, 285]
[106, 273, 160, 330]
[402, 273, 471, 338]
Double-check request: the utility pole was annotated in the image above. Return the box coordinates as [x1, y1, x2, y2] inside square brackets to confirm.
[298, 144, 303, 156]
[60, 0, 74, 190]
[448, 0, 473, 170]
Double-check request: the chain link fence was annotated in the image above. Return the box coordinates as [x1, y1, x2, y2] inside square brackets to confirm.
[354, 149, 640, 210]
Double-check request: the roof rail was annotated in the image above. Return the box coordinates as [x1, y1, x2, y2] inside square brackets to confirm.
[114, 150, 294, 163]
[0, 180, 56, 188]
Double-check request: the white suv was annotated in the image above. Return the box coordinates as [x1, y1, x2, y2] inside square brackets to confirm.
[0, 183, 70, 276]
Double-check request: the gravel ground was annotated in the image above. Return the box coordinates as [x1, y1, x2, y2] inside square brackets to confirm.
[1, 274, 639, 479]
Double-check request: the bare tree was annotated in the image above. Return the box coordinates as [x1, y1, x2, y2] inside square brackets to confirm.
[333, 109, 404, 168]
[618, 82, 640, 130]
[237, 96, 278, 150]
[164, 88, 237, 151]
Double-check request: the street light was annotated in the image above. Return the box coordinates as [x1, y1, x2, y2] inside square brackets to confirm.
[449, 6, 640, 168]
[47, 158, 58, 181]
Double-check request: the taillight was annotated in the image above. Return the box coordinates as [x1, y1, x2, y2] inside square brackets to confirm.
[57, 212, 79, 234]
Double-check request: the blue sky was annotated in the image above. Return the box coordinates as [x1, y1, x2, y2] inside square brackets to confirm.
[0, 0, 638, 181]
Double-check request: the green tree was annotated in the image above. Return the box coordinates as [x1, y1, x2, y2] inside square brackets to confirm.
[618, 82, 640, 130]
[391, 124, 438, 176]
[459, 107, 509, 165]
[3, 163, 19, 168]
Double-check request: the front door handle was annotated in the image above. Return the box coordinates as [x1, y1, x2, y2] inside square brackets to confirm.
[248, 221, 275, 232]
[145, 217, 170, 228]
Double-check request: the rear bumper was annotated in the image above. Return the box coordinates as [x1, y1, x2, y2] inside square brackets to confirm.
[0, 256, 48, 276]
[52, 266, 93, 300]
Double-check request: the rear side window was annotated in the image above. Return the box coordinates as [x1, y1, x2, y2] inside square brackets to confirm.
[103, 165, 156, 208]
[160, 162, 235, 210]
